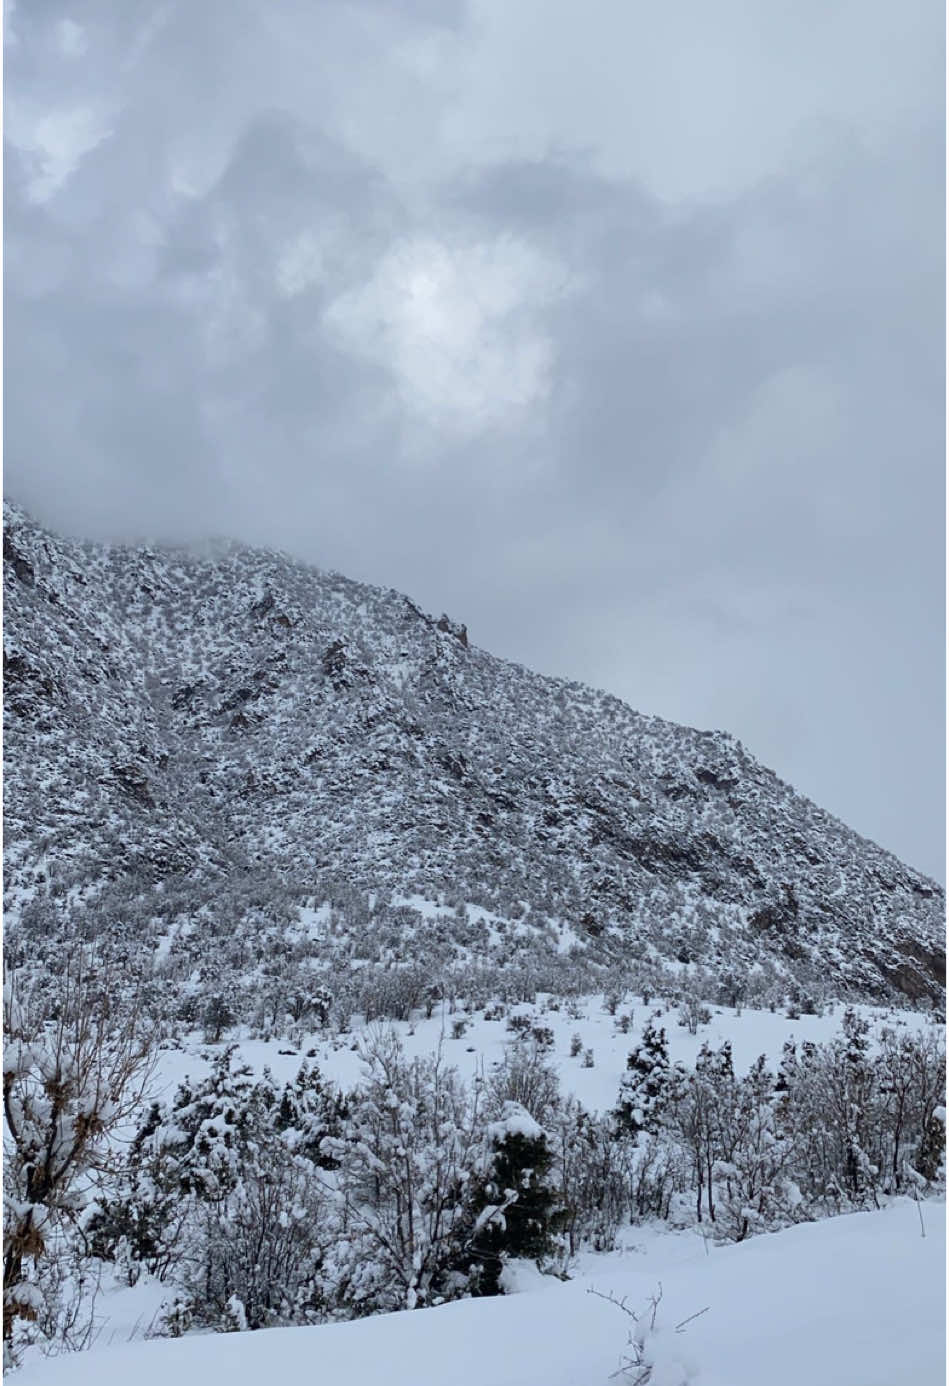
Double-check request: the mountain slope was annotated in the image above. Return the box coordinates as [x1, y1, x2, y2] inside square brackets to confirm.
[3, 501, 943, 1012]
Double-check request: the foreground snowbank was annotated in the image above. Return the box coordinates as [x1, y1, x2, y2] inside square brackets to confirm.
[17, 1200, 945, 1386]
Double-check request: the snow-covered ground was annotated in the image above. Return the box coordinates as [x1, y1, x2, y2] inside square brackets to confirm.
[17, 1199, 946, 1386]
[150, 993, 939, 1114]
[13, 995, 945, 1383]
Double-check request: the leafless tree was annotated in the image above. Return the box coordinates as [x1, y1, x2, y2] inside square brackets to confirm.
[3, 955, 154, 1362]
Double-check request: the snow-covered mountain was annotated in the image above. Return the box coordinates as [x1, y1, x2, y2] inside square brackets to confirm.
[3, 500, 943, 1012]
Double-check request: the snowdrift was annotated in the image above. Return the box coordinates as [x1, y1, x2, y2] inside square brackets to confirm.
[16, 1199, 945, 1386]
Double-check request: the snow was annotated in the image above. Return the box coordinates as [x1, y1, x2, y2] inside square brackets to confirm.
[295, 902, 331, 939]
[15, 1199, 945, 1386]
[149, 996, 939, 1117]
[487, 1101, 544, 1142]
[11, 989, 942, 1382]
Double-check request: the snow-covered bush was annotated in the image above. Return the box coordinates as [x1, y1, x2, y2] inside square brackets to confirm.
[2, 964, 153, 1364]
[87, 1052, 347, 1331]
[319, 1029, 491, 1315]
[677, 991, 712, 1036]
[552, 1099, 638, 1253]
[707, 1055, 801, 1242]
[663, 1041, 735, 1225]
[179, 1145, 331, 1330]
[775, 1012, 892, 1213]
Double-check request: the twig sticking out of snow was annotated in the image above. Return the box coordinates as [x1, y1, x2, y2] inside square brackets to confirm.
[674, 1305, 710, 1333]
[589, 1283, 703, 1384]
[914, 1188, 926, 1239]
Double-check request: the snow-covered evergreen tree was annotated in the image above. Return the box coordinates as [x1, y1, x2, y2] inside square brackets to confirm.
[467, 1102, 567, 1295]
[274, 1062, 348, 1168]
[614, 1019, 671, 1138]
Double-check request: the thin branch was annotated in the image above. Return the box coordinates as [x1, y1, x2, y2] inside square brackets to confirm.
[587, 1286, 640, 1321]
[648, 1282, 662, 1331]
[675, 1305, 710, 1333]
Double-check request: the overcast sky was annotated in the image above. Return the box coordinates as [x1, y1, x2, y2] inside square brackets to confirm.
[5, 0, 945, 880]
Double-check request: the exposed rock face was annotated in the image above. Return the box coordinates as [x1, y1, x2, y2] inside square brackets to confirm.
[4, 529, 34, 586]
[437, 615, 468, 647]
[3, 501, 944, 1006]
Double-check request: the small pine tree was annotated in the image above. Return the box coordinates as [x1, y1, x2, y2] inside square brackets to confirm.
[614, 1021, 671, 1138]
[160, 1046, 259, 1203]
[468, 1103, 566, 1296]
[274, 1063, 348, 1169]
[697, 1038, 733, 1082]
[84, 1099, 186, 1281]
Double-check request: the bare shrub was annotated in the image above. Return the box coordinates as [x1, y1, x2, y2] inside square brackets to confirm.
[3, 958, 154, 1363]
[488, 1042, 561, 1126]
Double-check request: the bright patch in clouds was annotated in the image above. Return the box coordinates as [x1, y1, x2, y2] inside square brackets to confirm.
[9, 105, 112, 204]
[325, 236, 566, 434]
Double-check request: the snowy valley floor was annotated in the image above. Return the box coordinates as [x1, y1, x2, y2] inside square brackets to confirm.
[12, 995, 947, 1384]
[16, 1200, 946, 1386]
[149, 993, 940, 1116]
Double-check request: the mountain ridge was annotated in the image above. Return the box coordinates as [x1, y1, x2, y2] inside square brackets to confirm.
[3, 500, 944, 1018]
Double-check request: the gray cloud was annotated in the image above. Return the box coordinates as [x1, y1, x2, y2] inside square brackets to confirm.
[5, 1, 944, 879]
